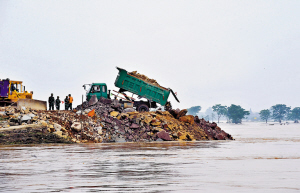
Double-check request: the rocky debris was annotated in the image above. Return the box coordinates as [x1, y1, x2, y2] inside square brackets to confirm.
[71, 122, 82, 132]
[194, 116, 233, 140]
[157, 130, 171, 141]
[0, 99, 233, 144]
[88, 95, 98, 106]
[179, 115, 195, 125]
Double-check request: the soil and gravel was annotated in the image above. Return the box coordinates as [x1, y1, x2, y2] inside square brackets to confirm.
[0, 97, 233, 145]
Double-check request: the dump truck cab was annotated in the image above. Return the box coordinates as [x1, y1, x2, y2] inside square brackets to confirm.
[85, 83, 109, 101]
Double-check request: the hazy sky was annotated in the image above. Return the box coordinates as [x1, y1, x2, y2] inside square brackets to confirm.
[1, 0, 299, 112]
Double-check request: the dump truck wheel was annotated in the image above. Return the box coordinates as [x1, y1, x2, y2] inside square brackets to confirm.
[137, 104, 149, 112]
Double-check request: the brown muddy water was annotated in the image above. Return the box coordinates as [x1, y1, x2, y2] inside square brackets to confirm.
[0, 122, 299, 192]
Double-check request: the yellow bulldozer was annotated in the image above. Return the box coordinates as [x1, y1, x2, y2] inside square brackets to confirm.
[0, 79, 47, 110]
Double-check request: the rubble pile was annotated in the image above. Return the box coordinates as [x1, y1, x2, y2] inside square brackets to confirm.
[75, 97, 233, 142]
[194, 116, 233, 140]
[0, 98, 233, 144]
[128, 71, 168, 90]
[0, 106, 74, 141]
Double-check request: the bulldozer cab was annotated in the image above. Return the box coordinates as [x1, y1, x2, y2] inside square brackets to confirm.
[7, 80, 32, 102]
[9, 81, 23, 94]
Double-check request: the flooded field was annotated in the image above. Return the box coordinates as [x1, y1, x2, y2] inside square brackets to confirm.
[0, 122, 299, 192]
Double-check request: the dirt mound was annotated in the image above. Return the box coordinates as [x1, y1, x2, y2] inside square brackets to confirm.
[0, 99, 233, 144]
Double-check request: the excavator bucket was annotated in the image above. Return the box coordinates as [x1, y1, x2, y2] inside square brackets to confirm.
[17, 99, 47, 110]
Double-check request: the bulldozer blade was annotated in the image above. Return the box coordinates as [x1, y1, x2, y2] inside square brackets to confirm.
[17, 99, 47, 110]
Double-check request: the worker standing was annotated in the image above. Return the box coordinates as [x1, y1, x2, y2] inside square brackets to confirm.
[68, 94, 73, 110]
[64, 96, 69, 110]
[55, 96, 61, 110]
[48, 93, 55, 110]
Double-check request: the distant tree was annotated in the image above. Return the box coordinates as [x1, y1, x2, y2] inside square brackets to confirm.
[187, 106, 201, 116]
[271, 104, 291, 123]
[259, 109, 271, 123]
[211, 113, 215, 122]
[212, 104, 227, 123]
[224, 108, 230, 123]
[227, 104, 250, 124]
[289, 107, 300, 123]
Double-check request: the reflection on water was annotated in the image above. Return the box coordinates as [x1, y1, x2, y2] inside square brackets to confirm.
[0, 122, 300, 192]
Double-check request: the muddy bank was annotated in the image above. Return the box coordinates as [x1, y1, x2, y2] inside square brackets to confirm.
[0, 126, 72, 145]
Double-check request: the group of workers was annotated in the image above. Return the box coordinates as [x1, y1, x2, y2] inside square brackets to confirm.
[48, 93, 73, 111]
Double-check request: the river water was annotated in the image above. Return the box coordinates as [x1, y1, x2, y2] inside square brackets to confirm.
[0, 122, 299, 192]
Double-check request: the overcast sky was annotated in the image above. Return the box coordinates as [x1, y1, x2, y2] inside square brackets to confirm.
[1, 0, 299, 112]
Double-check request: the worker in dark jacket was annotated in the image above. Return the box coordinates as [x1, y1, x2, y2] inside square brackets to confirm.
[64, 96, 69, 110]
[48, 93, 55, 110]
[68, 94, 73, 110]
[55, 96, 61, 110]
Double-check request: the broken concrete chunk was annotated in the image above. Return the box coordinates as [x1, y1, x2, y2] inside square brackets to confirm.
[124, 108, 135, 113]
[21, 115, 32, 122]
[54, 123, 62, 131]
[27, 114, 36, 118]
[98, 129, 103, 135]
[71, 122, 82, 132]
[84, 109, 91, 114]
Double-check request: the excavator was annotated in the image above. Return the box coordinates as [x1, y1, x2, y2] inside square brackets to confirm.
[0, 78, 46, 110]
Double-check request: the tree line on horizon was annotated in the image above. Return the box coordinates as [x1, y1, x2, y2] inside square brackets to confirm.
[259, 104, 300, 123]
[187, 104, 300, 124]
[187, 104, 249, 124]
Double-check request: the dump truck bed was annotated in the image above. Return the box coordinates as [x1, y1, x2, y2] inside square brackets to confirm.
[114, 67, 171, 106]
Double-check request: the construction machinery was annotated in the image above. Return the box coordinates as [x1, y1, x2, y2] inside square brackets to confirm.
[0, 79, 47, 110]
[83, 67, 179, 112]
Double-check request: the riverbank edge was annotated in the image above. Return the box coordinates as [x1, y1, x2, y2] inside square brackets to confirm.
[0, 124, 222, 145]
[0, 125, 74, 145]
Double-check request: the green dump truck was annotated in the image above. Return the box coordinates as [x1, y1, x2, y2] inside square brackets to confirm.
[84, 67, 179, 111]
